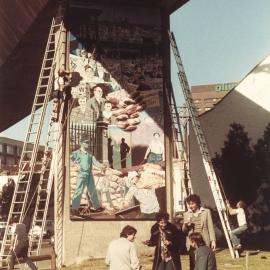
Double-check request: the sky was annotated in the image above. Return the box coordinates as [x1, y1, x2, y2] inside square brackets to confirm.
[170, 0, 270, 103]
[1, 0, 270, 142]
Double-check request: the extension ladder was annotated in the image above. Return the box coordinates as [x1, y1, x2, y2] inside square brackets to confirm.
[164, 82, 192, 213]
[0, 5, 66, 260]
[169, 31, 238, 258]
[28, 1, 67, 257]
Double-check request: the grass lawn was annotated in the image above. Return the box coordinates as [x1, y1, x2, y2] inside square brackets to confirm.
[62, 249, 270, 270]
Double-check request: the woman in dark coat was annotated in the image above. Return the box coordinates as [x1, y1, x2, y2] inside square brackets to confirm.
[143, 212, 182, 270]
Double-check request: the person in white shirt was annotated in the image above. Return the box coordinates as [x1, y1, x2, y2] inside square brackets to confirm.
[123, 171, 160, 219]
[106, 225, 140, 270]
[226, 200, 248, 249]
[144, 132, 164, 163]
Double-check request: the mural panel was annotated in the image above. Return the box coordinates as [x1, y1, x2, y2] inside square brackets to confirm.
[68, 4, 165, 220]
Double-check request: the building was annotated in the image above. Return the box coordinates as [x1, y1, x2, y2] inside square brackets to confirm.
[0, 137, 45, 167]
[0, 0, 189, 266]
[191, 82, 238, 114]
[189, 54, 270, 208]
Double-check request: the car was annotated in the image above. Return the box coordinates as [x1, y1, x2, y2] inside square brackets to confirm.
[28, 225, 46, 239]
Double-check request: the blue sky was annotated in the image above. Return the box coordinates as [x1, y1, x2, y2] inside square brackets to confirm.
[1, 0, 270, 142]
[171, 0, 270, 103]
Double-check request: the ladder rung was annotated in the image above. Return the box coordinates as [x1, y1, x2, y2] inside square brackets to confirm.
[34, 103, 44, 106]
[16, 191, 26, 194]
[41, 75, 50, 79]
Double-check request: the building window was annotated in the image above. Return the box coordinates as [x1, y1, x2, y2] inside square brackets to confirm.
[6, 145, 14, 155]
[17, 147, 22, 156]
[6, 156, 15, 165]
[0, 144, 3, 153]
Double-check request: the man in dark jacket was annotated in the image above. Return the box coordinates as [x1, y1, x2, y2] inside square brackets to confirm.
[189, 232, 217, 270]
[143, 212, 182, 270]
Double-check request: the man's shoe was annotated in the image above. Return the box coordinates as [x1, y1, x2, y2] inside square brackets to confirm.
[233, 244, 242, 250]
[91, 207, 105, 213]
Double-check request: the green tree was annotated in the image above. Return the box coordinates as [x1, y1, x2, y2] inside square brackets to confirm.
[212, 123, 257, 204]
[253, 123, 270, 184]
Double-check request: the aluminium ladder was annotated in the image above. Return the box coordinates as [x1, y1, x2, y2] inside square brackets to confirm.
[164, 83, 193, 213]
[0, 11, 65, 261]
[28, 1, 67, 258]
[169, 31, 239, 258]
[28, 119, 58, 256]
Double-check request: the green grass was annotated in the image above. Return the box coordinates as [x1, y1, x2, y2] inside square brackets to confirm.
[62, 249, 270, 270]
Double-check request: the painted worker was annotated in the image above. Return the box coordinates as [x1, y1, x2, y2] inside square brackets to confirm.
[86, 84, 106, 122]
[8, 216, 37, 270]
[120, 138, 130, 168]
[69, 94, 93, 124]
[70, 138, 105, 215]
[143, 212, 182, 270]
[144, 132, 164, 163]
[106, 225, 140, 270]
[123, 171, 160, 219]
[182, 194, 216, 270]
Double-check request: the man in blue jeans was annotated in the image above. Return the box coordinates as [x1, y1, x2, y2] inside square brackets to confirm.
[226, 200, 248, 249]
[71, 138, 105, 215]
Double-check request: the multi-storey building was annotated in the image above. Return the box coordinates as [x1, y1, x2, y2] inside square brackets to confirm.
[191, 82, 238, 114]
[0, 137, 45, 167]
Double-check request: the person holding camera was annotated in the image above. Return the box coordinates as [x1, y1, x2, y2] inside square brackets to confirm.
[182, 194, 216, 270]
[143, 212, 182, 270]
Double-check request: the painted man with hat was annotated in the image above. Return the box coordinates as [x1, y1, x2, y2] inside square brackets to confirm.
[71, 136, 105, 215]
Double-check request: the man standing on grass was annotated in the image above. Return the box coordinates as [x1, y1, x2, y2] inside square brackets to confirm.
[106, 225, 140, 270]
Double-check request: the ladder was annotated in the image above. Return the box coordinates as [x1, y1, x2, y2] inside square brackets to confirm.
[28, 1, 67, 257]
[28, 120, 57, 256]
[169, 31, 238, 258]
[0, 5, 66, 260]
[164, 82, 192, 213]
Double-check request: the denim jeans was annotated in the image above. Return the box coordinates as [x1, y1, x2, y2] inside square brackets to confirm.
[230, 224, 248, 246]
[72, 172, 100, 210]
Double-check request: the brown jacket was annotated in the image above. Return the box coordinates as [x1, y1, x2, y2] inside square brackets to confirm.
[182, 207, 216, 250]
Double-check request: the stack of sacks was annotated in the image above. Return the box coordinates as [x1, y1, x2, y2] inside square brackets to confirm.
[137, 163, 165, 189]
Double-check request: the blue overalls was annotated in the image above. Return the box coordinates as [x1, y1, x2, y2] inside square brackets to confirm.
[71, 150, 101, 210]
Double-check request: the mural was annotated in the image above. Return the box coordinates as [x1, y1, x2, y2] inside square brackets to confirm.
[68, 4, 165, 220]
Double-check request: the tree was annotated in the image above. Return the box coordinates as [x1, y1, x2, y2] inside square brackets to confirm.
[253, 123, 270, 185]
[0, 178, 15, 220]
[212, 123, 257, 204]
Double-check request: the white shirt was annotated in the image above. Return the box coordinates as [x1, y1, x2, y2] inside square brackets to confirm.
[105, 238, 140, 270]
[148, 140, 164, 155]
[236, 208, 247, 226]
[54, 76, 64, 90]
